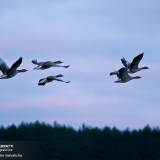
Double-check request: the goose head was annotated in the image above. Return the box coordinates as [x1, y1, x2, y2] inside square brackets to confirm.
[38, 82, 46, 86]
[56, 74, 64, 77]
[141, 66, 149, 70]
[17, 69, 28, 73]
[132, 76, 141, 80]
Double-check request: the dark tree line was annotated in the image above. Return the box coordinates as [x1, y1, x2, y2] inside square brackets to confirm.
[0, 121, 160, 160]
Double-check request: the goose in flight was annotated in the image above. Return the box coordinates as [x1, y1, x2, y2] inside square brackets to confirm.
[32, 59, 70, 70]
[38, 74, 70, 86]
[110, 67, 141, 83]
[121, 53, 149, 73]
[0, 57, 28, 79]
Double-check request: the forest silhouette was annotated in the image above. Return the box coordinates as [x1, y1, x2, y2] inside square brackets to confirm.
[0, 121, 160, 160]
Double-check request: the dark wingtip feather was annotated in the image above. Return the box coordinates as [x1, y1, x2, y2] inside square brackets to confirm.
[121, 58, 128, 68]
[18, 57, 23, 63]
[138, 53, 144, 59]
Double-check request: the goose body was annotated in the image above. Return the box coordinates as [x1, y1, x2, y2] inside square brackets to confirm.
[121, 53, 149, 73]
[110, 67, 141, 83]
[38, 74, 70, 86]
[32, 60, 70, 70]
[0, 57, 27, 79]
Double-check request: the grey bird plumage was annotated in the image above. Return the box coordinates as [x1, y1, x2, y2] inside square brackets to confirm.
[0, 57, 28, 79]
[32, 59, 70, 70]
[38, 74, 70, 86]
[121, 53, 149, 73]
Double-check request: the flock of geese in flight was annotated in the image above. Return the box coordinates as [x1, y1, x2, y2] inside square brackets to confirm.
[0, 53, 149, 85]
[0, 57, 70, 86]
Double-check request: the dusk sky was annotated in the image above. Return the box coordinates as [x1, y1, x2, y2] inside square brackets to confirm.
[0, 0, 160, 129]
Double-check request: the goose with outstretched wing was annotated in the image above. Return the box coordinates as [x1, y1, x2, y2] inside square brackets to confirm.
[38, 74, 70, 86]
[0, 57, 28, 79]
[121, 53, 149, 73]
[32, 59, 70, 70]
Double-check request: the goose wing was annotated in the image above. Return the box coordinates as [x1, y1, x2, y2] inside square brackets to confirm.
[39, 78, 46, 83]
[32, 59, 45, 65]
[130, 53, 143, 70]
[43, 61, 52, 65]
[7, 57, 22, 74]
[10, 57, 22, 70]
[39, 61, 53, 69]
[0, 58, 9, 74]
[38, 78, 47, 85]
[121, 57, 130, 68]
[43, 61, 63, 65]
[32, 59, 39, 65]
[53, 61, 63, 64]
